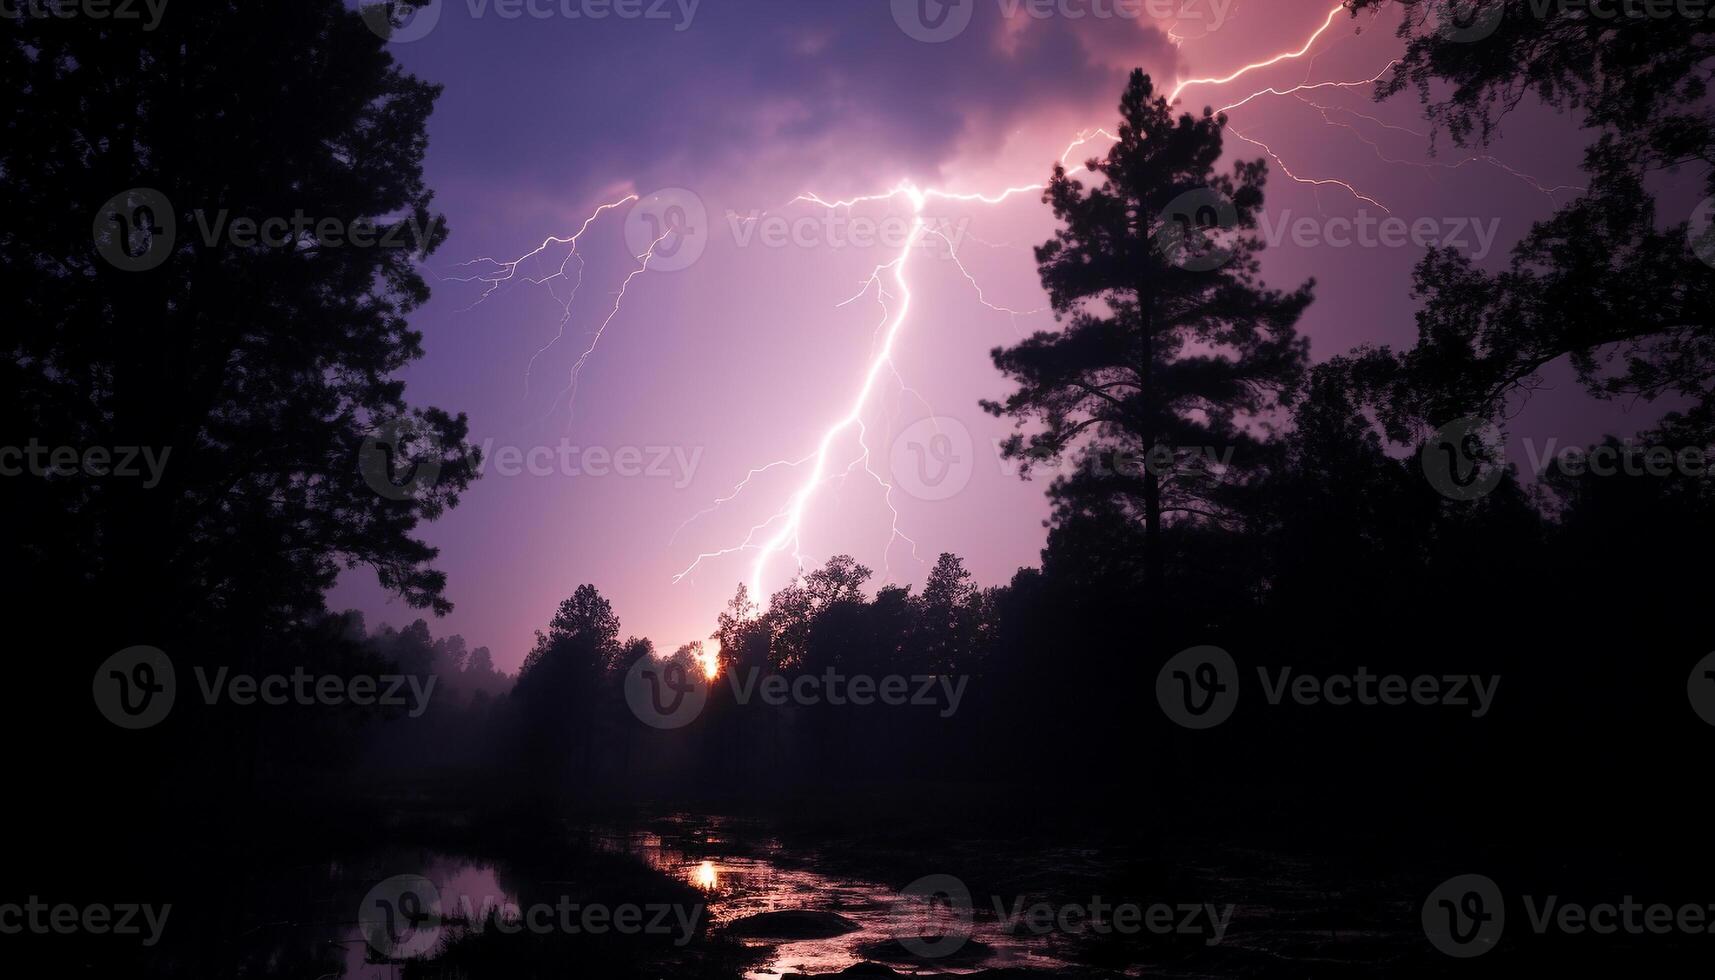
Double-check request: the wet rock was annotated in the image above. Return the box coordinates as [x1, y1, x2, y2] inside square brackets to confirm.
[853, 936, 993, 965]
[783, 966, 1128, 979]
[725, 909, 863, 938]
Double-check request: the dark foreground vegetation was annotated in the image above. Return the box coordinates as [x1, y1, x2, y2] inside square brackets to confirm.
[5, 1, 1714, 976]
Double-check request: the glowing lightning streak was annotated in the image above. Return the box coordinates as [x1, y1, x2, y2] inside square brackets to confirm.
[929, 226, 1049, 326]
[678, 2, 1395, 600]
[1165, 2, 1347, 104]
[550, 225, 676, 427]
[1297, 97, 1585, 204]
[1214, 62, 1398, 114]
[470, 3, 1579, 616]
[1059, 127, 1120, 175]
[1188, 8, 1574, 212]
[668, 454, 816, 549]
[741, 212, 926, 596]
[674, 135, 1117, 585]
[469, 2, 1563, 610]
[445, 193, 638, 402]
[1227, 125, 1392, 212]
[672, 210, 929, 590]
[1165, 4, 1404, 209]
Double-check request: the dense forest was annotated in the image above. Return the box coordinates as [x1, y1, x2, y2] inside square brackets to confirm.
[5, 1, 1713, 976]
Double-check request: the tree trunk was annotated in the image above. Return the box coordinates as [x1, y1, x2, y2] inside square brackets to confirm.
[1136, 244, 1163, 605]
[1143, 467, 1164, 598]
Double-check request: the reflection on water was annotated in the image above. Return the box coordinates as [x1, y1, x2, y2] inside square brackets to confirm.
[696, 859, 719, 892]
[340, 857, 513, 979]
[325, 815, 1075, 978]
[591, 815, 1075, 978]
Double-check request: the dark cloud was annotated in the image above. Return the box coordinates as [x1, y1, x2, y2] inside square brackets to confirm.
[403, 0, 1179, 199]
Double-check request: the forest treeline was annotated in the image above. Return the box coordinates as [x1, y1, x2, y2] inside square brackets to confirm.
[4, 4, 1714, 975]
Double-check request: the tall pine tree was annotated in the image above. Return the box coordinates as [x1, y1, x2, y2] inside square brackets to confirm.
[983, 70, 1313, 596]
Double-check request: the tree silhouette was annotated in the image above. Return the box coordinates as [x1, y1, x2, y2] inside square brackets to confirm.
[1341, 0, 1715, 435]
[3, 3, 482, 929]
[0, 1, 479, 644]
[983, 70, 1312, 597]
[1352, 0, 1714, 170]
[514, 584, 624, 789]
[759, 555, 874, 671]
[915, 553, 982, 674]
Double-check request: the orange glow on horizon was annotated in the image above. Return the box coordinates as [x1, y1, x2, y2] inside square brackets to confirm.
[700, 639, 722, 680]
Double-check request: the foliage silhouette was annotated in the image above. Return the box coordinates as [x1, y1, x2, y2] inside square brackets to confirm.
[983, 70, 1312, 596]
[1341, 0, 1715, 438]
[8, 10, 1715, 977]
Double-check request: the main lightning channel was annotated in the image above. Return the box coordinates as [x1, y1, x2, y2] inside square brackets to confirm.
[463, 3, 1570, 614]
[679, 3, 1379, 600]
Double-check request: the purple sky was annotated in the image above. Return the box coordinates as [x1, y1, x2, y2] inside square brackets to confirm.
[330, 0, 1656, 670]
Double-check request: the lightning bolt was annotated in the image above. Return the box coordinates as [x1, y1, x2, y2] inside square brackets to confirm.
[468, 3, 1575, 612]
[672, 208, 929, 593]
[676, 5, 1387, 600]
[549, 224, 676, 428]
[1213, 61, 1398, 114]
[444, 193, 638, 404]
[1227, 125, 1393, 212]
[1164, 2, 1347, 104]
[1295, 97, 1584, 204]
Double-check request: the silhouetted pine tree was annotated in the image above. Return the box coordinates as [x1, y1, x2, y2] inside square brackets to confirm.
[983, 69, 1312, 598]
